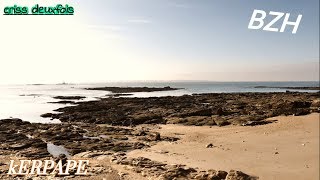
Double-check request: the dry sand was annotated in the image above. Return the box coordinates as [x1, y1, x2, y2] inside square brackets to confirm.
[128, 113, 320, 180]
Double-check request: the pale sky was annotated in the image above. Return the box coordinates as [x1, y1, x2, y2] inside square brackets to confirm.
[0, 0, 318, 84]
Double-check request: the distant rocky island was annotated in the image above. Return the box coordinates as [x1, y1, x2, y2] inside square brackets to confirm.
[254, 86, 320, 91]
[85, 86, 183, 93]
[53, 96, 86, 100]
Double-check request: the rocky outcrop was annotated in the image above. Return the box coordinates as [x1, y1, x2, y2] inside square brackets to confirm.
[110, 154, 257, 180]
[0, 119, 178, 158]
[43, 92, 319, 126]
[226, 170, 258, 180]
[0, 119, 50, 158]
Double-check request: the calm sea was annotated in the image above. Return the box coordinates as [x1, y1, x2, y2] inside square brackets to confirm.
[0, 81, 318, 123]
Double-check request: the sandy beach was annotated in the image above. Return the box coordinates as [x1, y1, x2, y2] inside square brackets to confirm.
[128, 113, 319, 180]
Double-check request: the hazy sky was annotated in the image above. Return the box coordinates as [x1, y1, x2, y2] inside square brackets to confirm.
[0, 0, 319, 84]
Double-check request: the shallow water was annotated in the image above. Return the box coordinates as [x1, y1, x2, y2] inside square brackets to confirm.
[47, 143, 70, 157]
[0, 84, 107, 123]
[0, 81, 318, 123]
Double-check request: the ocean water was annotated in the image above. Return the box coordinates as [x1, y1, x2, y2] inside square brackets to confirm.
[0, 81, 318, 123]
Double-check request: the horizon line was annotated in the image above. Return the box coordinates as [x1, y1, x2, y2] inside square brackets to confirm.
[0, 80, 319, 86]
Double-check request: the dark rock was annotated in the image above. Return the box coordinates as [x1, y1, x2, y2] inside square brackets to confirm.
[179, 109, 213, 117]
[162, 166, 197, 179]
[294, 109, 310, 116]
[241, 120, 273, 126]
[194, 169, 228, 180]
[41, 113, 55, 118]
[292, 101, 312, 108]
[206, 143, 214, 148]
[215, 108, 226, 116]
[149, 132, 161, 141]
[226, 170, 258, 180]
[132, 130, 147, 136]
[212, 170, 228, 180]
[53, 96, 85, 100]
[106, 93, 134, 98]
[48, 100, 77, 104]
[213, 119, 230, 127]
